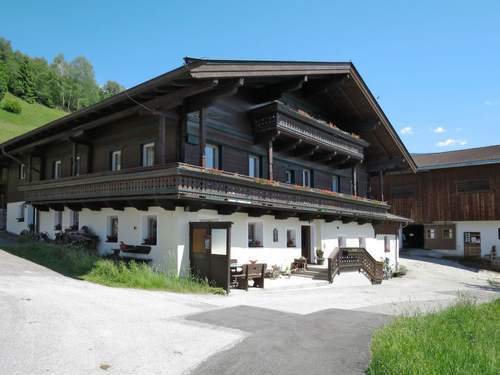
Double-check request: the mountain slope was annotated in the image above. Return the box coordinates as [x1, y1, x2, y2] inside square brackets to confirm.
[0, 93, 67, 143]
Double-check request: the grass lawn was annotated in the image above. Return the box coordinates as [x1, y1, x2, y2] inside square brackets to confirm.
[0, 93, 67, 143]
[2, 241, 225, 295]
[368, 298, 500, 375]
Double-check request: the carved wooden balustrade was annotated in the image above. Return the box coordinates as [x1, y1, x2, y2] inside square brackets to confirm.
[328, 247, 384, 284]
[20, 163, 390, 220]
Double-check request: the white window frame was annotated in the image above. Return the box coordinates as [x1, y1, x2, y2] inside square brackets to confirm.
[205, 144, 219, 169]
[286, 229, 297, 248]
[143, 215, 158, 245]
[302, 169, 311, 187]
[248, 154, 260, 178]
[72, 156, 81, 176]
[70, 210, 79, 229]
[332, 175, 339, 192]
[286, 170, 295, 184]
[442, 228, 454, 240]
[142, 143, 155, 167]
[426, 228, 436, 240]
[107, 216, 119, 242]
[19, 164, 26, 180]
[54, 211, 63, 229]
[111, 150, 122, 171]
[54, 160, 62, 179]
[247, 221, 263, 247]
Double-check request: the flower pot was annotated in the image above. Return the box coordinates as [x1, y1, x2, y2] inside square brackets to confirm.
[317, 258, 325, 265]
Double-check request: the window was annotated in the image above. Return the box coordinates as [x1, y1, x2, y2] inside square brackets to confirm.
[107, 216, 119, 242]
[286, 170, 295, 184]
[456, 179, 490, 193]
[19, 164, 26, 180]
[53, 160, 62, 179]
[205, 144, 219, 169]
[338, 236, 346, 248]
[443, 228, 454, 240]
[302, 169, 311, 187]
[142, 143, 155, 167]
[143, 215, 157, 245]
[286, 229, 296, 248]
[71, 156, 81, 176]
[498, 228, 500, 240]
[54, 211, 62, 230]
[425, 228, 436, 240]
[248, 222, 263, 247]
[359, 237, 366, 248]
[111, 150, 122, 171]
[273, 228, 279, 243]
[17, 203, 25, 222]
[70, 210, 79, 229]
[248, 155, 260, 178]
[384, 236, 390, 252]
[332, 175, 339, 192]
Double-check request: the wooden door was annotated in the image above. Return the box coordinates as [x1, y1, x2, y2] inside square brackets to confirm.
[464, 232, 481, 257]
[301, 225, 311, 262]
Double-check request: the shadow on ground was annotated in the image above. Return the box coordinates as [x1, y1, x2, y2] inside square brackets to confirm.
[186, 305, 389, 375]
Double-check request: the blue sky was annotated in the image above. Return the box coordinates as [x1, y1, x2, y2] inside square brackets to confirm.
[1, 0, 499, 153]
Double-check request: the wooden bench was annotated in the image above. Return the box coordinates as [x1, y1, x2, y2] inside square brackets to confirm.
[232, 263, 267, 291]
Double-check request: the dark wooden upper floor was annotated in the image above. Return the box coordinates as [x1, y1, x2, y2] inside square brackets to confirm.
[0, 59, 415, 222]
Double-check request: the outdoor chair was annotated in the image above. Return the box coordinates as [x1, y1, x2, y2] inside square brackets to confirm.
[233, 263, 267, 291]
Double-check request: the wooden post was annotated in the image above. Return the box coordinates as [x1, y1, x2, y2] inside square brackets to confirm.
[158, 115, 167, 165]
[86, 144, 93, 174]
[379, 170, 384, 201]
[199, 107, 206, 167]
[27, 155, 33, 182]
[178, 108, 187, 163]
[71, 143, 78, 176]
[267, 139, 273, 181]
[352, 164, 358, 196]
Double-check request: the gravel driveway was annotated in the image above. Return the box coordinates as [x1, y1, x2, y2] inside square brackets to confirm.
[0, 248, 498, 375]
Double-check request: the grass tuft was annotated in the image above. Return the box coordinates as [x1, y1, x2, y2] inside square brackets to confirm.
[367, 297, 500, 375]
[3, 241, 225, 295]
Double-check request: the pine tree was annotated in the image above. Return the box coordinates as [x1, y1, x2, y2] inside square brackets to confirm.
[17, 58, 36, 103]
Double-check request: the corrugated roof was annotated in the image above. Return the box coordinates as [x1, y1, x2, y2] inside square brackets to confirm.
[412, 145, 500, 170]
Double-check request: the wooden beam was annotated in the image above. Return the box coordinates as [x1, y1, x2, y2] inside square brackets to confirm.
[267, 140, 273, 181]
[250, 76, 308, 102]
[247, 208, 271, 217]
[313, 151, 337, 163]
[352, 163, 358, 196]
[199, 107, 207, 167]
[366, 157, 406, 173]
[294, 145, 319, 158]
[104, 201, 125, 211]
[342, 216, 355, 224]
[65, 203, 83, 212]
[217, 206, 240, 215]
[303, 75, 348, 97]
[274, 211, 296, 220]
[81, 202, 103, 211]
[185, 78, 244, 111]
[158, 115, 167, 164]
[127, 200, 150, 211]
[275, 138, 302, 153]
[379, 170, 385, 201]
[342, 121, 380, 133]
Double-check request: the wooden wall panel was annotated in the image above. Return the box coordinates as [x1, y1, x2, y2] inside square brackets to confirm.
[378, 164, 500, 222]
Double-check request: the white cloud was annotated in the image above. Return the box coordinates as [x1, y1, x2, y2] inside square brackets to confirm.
[436, 139, 468, 147]
[400, 126, 413, 135]
[432, 126, 446, 133]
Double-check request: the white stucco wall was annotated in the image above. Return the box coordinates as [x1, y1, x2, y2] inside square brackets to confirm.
[454, 221, 500, 257]
[27, 203, 401, 275]
[6, 201, 31, 235]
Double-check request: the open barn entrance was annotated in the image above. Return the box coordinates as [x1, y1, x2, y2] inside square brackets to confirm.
[403, 224, 424, 248]
[189, 222, 232, 293]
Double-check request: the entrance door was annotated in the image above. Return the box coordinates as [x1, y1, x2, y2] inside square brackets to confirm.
[464, 232, 481, 257]
[189, 222, 232, 292]
[301, 225, 311, 262]
[403, 224, 424, 248]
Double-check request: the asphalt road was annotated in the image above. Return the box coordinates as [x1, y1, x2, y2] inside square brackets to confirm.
[187, 306, 389, 375]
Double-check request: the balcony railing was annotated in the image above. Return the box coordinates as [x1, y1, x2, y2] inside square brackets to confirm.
[20, 163, 390, 220]
[249, 101, 368, 162]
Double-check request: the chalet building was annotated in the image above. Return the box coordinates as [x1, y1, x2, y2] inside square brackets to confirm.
[374, 145, 500, 257]
[0, 58, 414, 279]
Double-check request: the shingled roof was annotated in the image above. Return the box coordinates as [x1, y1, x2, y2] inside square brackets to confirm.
[412, 145, 500, 170]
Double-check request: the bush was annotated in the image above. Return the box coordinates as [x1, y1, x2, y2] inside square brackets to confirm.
[2, 98, 22, 114]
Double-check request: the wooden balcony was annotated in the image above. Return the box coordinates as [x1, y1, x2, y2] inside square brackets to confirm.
[249, 101, 368, 165]
[20, 163, 395, 222]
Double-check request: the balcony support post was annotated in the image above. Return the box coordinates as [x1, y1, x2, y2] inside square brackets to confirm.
[379, 170, 385, 201]
[199, 107, 207, 168]
[267, 139, 273, 181]
[352, 164, 358, 196]
[71, 143, 78, 176]
[158, 115, 167, 165]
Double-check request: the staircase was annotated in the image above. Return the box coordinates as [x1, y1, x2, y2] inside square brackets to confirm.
[292, 264, 329, 280]
[328, 247, 384, 285]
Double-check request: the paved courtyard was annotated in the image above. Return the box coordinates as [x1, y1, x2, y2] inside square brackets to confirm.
[0, 248, 498, 375]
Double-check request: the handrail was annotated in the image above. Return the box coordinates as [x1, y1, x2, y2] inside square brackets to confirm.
[328, 247, 383, 284]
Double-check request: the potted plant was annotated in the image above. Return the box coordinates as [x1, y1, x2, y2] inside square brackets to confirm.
[316, 249, 325, 265]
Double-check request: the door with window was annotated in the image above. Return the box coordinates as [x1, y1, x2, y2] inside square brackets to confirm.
[189, 222, 232, 292]
[464, 232, 481, 257]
